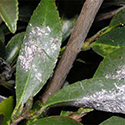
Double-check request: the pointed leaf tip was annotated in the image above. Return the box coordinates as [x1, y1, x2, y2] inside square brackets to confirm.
[0, 0, 19, 33]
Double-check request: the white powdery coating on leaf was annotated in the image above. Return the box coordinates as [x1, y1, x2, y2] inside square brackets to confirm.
[18, 25, 60, 84]
[19, 26, 45, 72]
[18, 25, 59, 72]
[105, 65, 125, 80]
[35, 73, 42, 82]
[73, 84, 125, 113]
[50, 38, 59, 52]
[47, 26, 51, 32]
[19, 41, 39, 72]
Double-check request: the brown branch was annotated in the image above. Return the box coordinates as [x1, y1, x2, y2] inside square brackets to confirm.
[41, 0, 104, 104]
[10, 116, 24, 125]
[96, 6, 125, 21]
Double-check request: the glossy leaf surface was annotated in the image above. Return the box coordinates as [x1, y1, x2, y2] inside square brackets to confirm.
[92, 27, 125, 57]
[28, 116, 82, 125]
[16, 0, 62, 107]
[110, 8, 125, 27]
[94, 47, 125, 80]
[45, 77, 125, 114]
[0, 97, 13, 125]
[100, 116, 125, 125]
[6, 32, 25, 66]
[0, 0, 18, 33]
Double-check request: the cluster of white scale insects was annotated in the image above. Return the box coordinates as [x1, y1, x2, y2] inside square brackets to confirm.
[19, 24, 59, 82]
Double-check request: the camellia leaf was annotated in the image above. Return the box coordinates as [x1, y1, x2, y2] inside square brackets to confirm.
[110, 8, 125, 27]
[44, 77, 125, 114]
[15, 0, 62, 110]
[28, 116, 82, 125]
[94, 47, 125, 80]
[0, 96, 13, 125]
[100, 116, 125, 125]
[92, 27, 125, 57]
[6, 32, 25, 66]
[0, 0, 19, 33]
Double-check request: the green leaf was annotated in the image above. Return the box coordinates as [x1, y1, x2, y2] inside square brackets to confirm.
[100, 116, 125, 125]
[6, 32, 25, 66]
[94, 47, 125, 80]
[45, 77, 125, 114]
[0, 96, 13, 125]
[92, 27, 125, 57]
[28, 116, 82, 125]
[77, 107, 93, 115]
[110, 8, 125, 27]
[15, 0, 62, 108]
[0, 0, 19, 33]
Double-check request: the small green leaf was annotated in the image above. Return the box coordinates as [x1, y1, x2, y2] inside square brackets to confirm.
[60, 110, 73, 116]
[92, 27, 125, 57]
[45, 77, 125, 114]
[100, 116, 125, 125]
[28, 116, 82, 125]
[0, 0, 19, 33]
[110, 8, 125, 27]
[77, 107, 93, 115]
[94, 47, 125, 80]
[6, 32, 25, 66]
[15, 0, 62, 110]
[0, 96, 13, 125]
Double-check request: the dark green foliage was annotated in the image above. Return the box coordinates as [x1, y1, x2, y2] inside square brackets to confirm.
[0, 0, 125, 125]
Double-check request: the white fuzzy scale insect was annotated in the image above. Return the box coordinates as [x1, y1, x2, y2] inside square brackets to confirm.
[19, 25, 59, 82]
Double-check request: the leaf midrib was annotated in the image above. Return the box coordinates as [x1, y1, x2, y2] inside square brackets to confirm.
[17, 0, 50, 106]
